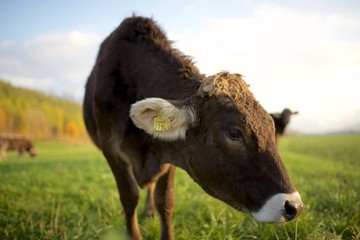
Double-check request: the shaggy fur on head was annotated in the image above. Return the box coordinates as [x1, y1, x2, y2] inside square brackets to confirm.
[197, 71, 275, 150]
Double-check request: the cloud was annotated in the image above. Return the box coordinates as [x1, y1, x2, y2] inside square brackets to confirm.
[0, 2, 359, 133]
[0, 30, 101, 101]
[170, 3, 360, 133]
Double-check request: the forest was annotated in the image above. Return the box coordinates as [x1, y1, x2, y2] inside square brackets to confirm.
[0, 80, 86, 140]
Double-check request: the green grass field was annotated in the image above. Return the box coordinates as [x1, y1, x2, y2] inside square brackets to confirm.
[0, 135, 359, 239]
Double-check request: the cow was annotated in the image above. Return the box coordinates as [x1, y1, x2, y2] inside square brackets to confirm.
[270, 109, 299, 146]
[0, 135, 37, 160]
[83, 16, 303, 240]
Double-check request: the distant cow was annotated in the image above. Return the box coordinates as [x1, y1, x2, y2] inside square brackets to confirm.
[83, 16, 303, 240]
[0, 135, 37, 159]
[270, 109, 299, 145]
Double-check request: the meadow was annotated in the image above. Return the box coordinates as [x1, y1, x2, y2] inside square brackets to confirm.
[0, 135, 359, 240]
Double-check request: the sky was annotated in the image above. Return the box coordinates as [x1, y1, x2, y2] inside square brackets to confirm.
[0, 0, 359, 134]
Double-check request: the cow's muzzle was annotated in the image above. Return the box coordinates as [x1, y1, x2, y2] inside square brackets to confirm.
[251, 192, 303, 223]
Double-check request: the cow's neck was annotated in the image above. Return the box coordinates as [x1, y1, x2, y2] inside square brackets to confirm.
[155, 140, 188, 169]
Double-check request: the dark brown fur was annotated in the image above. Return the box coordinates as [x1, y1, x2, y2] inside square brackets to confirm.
[83, 16, 298, 239]
[270, 109, 298, 145]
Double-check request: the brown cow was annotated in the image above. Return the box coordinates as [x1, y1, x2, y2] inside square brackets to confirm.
[0, 135, 37, 159]
[83, 16, 303, 240]
[270, 109, 299, 145]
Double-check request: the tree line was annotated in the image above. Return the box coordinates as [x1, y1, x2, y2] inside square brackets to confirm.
[0, 80, 87, 140]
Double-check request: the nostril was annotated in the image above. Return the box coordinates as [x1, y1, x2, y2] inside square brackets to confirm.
[284, 201, 298, 221]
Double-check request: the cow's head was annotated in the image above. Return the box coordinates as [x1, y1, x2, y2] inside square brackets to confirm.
[130, 71, 303, 223]
[28, 148, 37, 157]
[27, 142, 37, 157]
[281, 108, 299, 125]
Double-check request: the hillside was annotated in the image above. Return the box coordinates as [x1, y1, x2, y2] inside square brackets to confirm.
[0, 80, 86, 140]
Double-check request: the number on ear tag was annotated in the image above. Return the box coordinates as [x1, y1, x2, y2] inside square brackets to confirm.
[153, 115, 171, 132]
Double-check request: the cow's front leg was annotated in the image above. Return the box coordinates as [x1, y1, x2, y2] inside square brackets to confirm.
[105, 151, 142, 240]
[155, 165, 176, 240]
[17, 150, 23, 159]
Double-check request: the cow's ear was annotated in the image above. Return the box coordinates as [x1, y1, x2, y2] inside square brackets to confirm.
[130, 98, 196, 141]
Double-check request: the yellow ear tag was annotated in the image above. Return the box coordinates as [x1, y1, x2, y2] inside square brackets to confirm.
[153, 115, 171, 132]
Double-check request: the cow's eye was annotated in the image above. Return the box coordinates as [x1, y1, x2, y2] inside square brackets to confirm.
[226, 128, 243, 141]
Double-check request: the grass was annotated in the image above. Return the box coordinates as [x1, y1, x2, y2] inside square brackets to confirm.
[0, 135, 359, 239]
